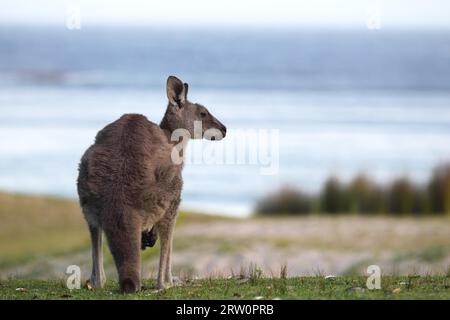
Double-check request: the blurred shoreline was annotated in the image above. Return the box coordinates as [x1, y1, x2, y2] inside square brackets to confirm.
[1, 27, 450, 216]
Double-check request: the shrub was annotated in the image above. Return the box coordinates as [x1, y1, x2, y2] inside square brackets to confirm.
[347, 174, 384, 214]
[387, 177, 415, 215]
[255, 186, 312, 215]
[428, 164, 450, 215]
[320, 176, 345, 213]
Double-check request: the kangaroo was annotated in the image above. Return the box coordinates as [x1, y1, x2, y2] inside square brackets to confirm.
[77, 76, 226, 293]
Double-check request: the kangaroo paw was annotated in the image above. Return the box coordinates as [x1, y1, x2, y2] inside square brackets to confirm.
[141, 227, 158, 250]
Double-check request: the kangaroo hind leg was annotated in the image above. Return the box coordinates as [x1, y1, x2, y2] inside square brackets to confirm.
[88, 224, 106, 288]
[156, 218, 176, 289]
[103, 214, 142, 293]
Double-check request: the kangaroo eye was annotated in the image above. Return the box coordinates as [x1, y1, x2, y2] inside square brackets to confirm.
[200, 112, 207, 118]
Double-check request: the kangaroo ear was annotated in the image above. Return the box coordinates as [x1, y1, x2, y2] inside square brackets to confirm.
[166, 76, 186, 107]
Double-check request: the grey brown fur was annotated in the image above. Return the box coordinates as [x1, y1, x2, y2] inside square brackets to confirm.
[77, 76, 226, 293]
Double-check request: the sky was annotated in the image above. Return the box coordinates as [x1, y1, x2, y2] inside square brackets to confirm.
[0, 0, 449, 29]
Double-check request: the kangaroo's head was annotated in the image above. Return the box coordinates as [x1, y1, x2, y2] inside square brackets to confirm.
[161, 76, 226, 140]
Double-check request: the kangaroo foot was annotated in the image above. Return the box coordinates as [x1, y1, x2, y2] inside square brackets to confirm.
[120, 278, 140, 293]
[157, 281, 172, 290]
[88, 273, 106, 289]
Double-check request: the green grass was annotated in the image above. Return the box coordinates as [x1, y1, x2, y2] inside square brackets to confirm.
[0, 276, 448, 300]
[1, 191, 450, 299]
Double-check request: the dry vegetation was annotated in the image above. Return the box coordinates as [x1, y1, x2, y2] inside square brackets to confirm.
[1, 192, 449, 282]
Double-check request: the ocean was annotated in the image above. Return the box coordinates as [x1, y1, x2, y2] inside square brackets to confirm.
[1, 26, 450, 216]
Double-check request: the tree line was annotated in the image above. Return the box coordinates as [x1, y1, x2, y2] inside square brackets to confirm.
[256, 164, 450, 216]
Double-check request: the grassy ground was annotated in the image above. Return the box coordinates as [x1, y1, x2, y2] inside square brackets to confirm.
[1, 276, 448, 300]
[1, 191, 450, 300]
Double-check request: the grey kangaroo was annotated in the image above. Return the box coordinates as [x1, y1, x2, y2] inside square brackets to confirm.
[77, 76, 226, 293]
